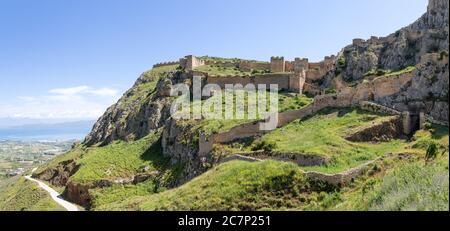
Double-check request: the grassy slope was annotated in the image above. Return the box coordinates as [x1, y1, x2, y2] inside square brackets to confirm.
[195, 65, 254, 76]
[0, 176, 64, 211]
[364, 66, 416, 77]
[95, 160, 310, 211]
[259, 108, 407, 173]
[94, 124, 448, 211]
[70, 130, 180, 184]
[90, 180, 158, 210]
[311, 124, 449, 211]
[36, 131, 180, 185]
[35, 146, 86, 175]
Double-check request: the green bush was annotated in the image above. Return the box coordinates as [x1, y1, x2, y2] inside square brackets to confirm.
[426, 142, 439, 161]
[251, 140, 277, 152]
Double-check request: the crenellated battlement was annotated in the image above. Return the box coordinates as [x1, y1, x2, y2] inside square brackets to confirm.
[153, 61, 180, 68]
[352, 38, 366, 46]
[167, 54, 339, 88]
[270, 56, 285, 72]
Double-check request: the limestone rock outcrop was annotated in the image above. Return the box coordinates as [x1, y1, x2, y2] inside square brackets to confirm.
[324, 0, 448, 122]
[83, 71, 187, 146]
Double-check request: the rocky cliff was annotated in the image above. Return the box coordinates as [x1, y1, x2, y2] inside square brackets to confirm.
[323, 0, 448, 121]
[83, 66, 187, 146]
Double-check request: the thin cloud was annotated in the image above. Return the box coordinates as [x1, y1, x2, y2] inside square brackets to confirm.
[49, 86, 118, 97]
[49, 86, 90, 95]
[0, 86, 121, 120]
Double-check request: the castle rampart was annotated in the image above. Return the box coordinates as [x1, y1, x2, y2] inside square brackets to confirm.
[153, 61, 180, 68]
[180, 55, 206, 71]
[270, 56, 286, 73]
[352, 38, 366, 46]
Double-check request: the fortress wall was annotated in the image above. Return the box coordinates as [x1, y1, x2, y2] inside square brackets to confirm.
[205, 60, 240, 68]
[253, 74, 291, 90]
[270, 57, 285, 72]
[352, 38, 366, 46]
[206, 76, 253, 88]
[372, 72, 414, 100]
[350, 72, 414, 104]
[213, 122, 264, 144]
[199, 132, 215, 157]
[199, 71, 414, 157]
[180, 55, 206, 71]
[277, 106, 315, 127]
[238, 61, 270, 72]
[289, 75, 305, 93]
[306, 158, 374, 186]
[306, 69, 326, 81]
[199, 91, 355, 155]
[285, 61, 294, 72]
[303, 83, 322, 95]
[206, 74, 292, 91]
[308, 63, 322, 70]
[359, 101, 401, 115]
[153, 61, 180, 68]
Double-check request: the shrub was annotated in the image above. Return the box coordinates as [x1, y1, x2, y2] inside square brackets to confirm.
[439, 51, 448, 60]
[426, 142, 439, 161]
[337, 56, 347, 68]
[251, 140, 277, 152]
[423, 122, 433, 130]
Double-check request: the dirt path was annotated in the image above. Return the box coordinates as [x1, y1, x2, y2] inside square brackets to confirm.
[24, 168, 79, 211]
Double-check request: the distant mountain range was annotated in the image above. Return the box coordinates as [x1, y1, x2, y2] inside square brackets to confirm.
[0, 120, 95, 141]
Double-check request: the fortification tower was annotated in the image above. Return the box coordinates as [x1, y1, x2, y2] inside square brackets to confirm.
[180, 55, 205, 71]
[270, 56, 286, 73]
[293, 58, 309, 74]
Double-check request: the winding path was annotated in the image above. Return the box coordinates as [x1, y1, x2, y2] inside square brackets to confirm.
[24, 168, 79, 211]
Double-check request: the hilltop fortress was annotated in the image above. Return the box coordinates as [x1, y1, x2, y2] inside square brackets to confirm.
[153, 54, 337, 95]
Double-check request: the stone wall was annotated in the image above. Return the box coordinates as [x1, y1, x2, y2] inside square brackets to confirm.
[218, 153, 386, 187]
[180, 55, 206, 71]
[345, 71, 414, 105]
[359, 101, 401, 115]
[199, 71, 415, 155]
[199, 92, 356, 155]
[289, 74, 306, 94]
[206, 73, 292, 91]
[219, 154, 263, 164]
[270, 56, 286, 72]
[213, 121, 264, 144]
[352, 38, 366, 46]
[305, 158, 376, 187]
[294, 58, 309, 72]
[153, 61, 180, 68]
[345, 116, 403, 142]
[238, 61, 270, 72]
[204, 60, 240, 68]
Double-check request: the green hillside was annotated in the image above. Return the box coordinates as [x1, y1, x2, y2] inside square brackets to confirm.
[0, 176, 64, 211]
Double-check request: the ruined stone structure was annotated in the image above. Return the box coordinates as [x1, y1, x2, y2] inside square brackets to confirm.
[153, 61, 180, 68]
[198, 68, 423, 156]
[238, 60, 270, 72]
[352, 38, 366, 46]
[179, 55, 206, 71]
[200, 72, 305, 93]
[175, 55, 337, 91]
[293, 58, 309, 73]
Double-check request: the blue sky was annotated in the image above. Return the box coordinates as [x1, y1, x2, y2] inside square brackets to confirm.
[0, 0, 428, 121]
